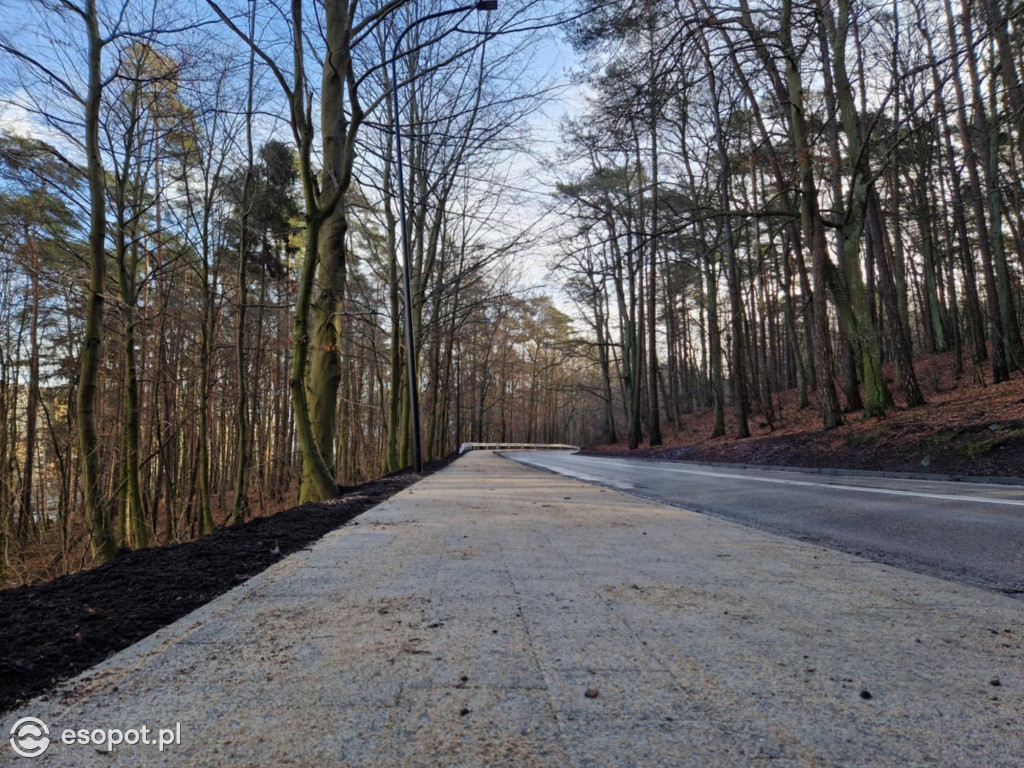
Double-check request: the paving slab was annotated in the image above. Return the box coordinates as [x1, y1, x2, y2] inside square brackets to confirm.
[2, 451, 1023, 767]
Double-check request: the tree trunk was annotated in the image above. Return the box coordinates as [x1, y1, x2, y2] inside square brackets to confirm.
[80, 0, 116, 563]
[646, 37, 662, 446]
[946, 0, 1009, 381]
[782, 0, 842, 428]
[230, 2, 257, 525]
[827, 0, 891, 417]
[19, 223, 40, 540]
[867, 186, 926, 406]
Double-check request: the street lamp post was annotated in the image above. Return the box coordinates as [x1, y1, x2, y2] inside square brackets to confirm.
[391, 0, 496, 473]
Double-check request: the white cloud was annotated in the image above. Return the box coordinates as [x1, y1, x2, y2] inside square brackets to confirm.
[0, 95, 42, 137]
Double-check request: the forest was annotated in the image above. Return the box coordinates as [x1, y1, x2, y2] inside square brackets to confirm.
[1, 0, 1023, 584]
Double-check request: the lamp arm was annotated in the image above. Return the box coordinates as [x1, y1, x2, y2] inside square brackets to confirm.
[392, 4, 477, 62]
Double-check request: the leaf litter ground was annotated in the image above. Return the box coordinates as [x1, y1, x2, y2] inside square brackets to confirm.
[587, 352, 1024, 480]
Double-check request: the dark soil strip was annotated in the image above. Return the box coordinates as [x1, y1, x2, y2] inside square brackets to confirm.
[0, 455, 457, 714]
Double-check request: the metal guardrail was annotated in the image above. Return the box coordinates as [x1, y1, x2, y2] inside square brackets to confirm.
[458, 442, 580, 455]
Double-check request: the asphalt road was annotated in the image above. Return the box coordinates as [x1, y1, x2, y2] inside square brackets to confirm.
[506, 451, 1024, 596]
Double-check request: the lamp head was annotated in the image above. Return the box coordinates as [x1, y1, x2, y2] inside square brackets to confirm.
[475, 0, 497, 9]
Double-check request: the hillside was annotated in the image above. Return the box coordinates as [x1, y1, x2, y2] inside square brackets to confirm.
[586, 352, 1024, 480]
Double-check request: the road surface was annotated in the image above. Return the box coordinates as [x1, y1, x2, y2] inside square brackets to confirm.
[507, 451, 1024, 596]
[4, 451, 1022, 767]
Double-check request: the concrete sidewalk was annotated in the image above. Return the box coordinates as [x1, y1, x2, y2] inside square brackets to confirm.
[3, 451, 1022, 767]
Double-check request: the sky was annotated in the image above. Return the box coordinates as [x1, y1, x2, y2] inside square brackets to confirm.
[0, 0, 585, 309]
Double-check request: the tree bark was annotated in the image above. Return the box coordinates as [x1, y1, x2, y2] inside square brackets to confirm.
[781, 0, 843, 428]
[80, 0, 116, 562]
